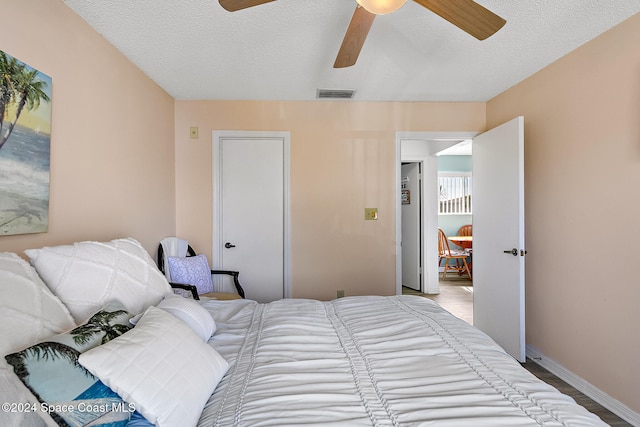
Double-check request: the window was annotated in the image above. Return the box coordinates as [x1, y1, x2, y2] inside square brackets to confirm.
[439, 172, 472, 215]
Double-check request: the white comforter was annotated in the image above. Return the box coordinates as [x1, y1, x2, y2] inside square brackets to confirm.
[198, 295, 605, 426]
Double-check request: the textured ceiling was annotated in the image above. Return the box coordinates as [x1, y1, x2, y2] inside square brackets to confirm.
[61, 0, 639, 102]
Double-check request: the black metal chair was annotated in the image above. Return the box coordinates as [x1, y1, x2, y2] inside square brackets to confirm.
[157, 244, 245, 300]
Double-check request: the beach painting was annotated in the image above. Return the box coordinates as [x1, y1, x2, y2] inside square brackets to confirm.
[0, 50, 51, 235]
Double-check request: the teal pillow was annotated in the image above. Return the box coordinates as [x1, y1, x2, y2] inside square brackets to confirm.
[5, 300, 137, 426]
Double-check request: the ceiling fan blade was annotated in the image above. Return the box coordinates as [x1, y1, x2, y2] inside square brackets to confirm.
[413, 0, 506, 40]
[219, 0, 276, 12]
[334, 6, 376, 68]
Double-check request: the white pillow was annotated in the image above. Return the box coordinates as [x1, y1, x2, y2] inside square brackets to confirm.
[0, 252, 75, 427]
[0, 252, 75, 356]
[79, 306, 229, 427]
[25, 238, 171, 323]
[157, 294, 216, 341]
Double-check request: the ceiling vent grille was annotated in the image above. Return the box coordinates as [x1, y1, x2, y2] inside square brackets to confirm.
[316, 89, 356, 99]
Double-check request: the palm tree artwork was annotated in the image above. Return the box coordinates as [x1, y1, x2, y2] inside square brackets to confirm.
[5, 306, 133, 427]
[0, 67, 49, 148]
[0, 49, 52, 236]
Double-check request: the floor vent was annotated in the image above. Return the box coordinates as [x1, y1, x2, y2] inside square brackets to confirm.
[316, 89, 356, 99]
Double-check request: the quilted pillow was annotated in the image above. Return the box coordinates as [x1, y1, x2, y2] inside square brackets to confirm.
[5, 301, 137, 427]
[167, 254, 214, 294]
[0, 252, 75, 356]
[0, 252, 76, 427]
[79, 306, 229, 427]
[157, 294, 216, 341]
[25, 238, 172, 323]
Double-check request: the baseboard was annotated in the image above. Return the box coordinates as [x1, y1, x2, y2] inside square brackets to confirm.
[526, 345, 640, 426]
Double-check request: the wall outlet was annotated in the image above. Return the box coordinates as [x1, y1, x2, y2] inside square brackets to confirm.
[337, 290, 345, 298]
[364, 208, 378, 220]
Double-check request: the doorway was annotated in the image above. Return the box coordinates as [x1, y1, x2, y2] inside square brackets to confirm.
[396, 118, 526, 362]
[395, 132, 477, 295]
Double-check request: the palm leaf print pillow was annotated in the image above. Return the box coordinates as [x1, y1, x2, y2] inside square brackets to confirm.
[5, 300, 138, 427]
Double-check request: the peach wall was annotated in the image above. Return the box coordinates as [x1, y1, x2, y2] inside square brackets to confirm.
[3, 0, 636, 416]
[487, 14, 640, 412]
[0, 0, 176, 255]
[175, 101, 484, 299]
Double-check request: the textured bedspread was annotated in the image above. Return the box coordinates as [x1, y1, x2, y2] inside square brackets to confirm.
[198, 295, 605, 426]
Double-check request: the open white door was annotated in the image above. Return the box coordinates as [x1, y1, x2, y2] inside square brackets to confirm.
[472, 117, 526, 362]
[401, 162, 421, 291]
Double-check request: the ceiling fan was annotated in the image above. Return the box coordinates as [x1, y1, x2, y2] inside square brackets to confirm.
[218, 0, 506, 68]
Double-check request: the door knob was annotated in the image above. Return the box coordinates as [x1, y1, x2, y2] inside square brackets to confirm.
[225, 242, 236, 249]
[503, 248, 518, 256]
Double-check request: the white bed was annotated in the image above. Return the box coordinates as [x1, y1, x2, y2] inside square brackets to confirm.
[198, 295, 605, 426]
[0, 239, 608, 426]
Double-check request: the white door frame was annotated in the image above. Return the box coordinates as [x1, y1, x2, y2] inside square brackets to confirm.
[395, 132, 478, 296]
[212, 130, 292, 298]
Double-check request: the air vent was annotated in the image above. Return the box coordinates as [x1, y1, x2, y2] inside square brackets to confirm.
[316, 89, 356, 99]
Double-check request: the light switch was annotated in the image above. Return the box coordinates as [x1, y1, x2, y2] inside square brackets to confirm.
[189, 126, 199, 139]
[364, 208, 378, 220]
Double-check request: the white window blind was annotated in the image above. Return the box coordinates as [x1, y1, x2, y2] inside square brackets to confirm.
[439, 172, 472, 215]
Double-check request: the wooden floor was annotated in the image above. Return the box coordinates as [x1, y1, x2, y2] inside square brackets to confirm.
[402, 278, 631, 426]
[403, 275, 474, 325]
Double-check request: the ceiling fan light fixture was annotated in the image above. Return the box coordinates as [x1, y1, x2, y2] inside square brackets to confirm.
[355, 0, 407, 15]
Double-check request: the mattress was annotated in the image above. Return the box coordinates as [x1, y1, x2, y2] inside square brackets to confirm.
[198, 295, 605, 426]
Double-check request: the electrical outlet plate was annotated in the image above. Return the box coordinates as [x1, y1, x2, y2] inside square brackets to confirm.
[364, 208, 378, 220]
[189, 126, 199, 139]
